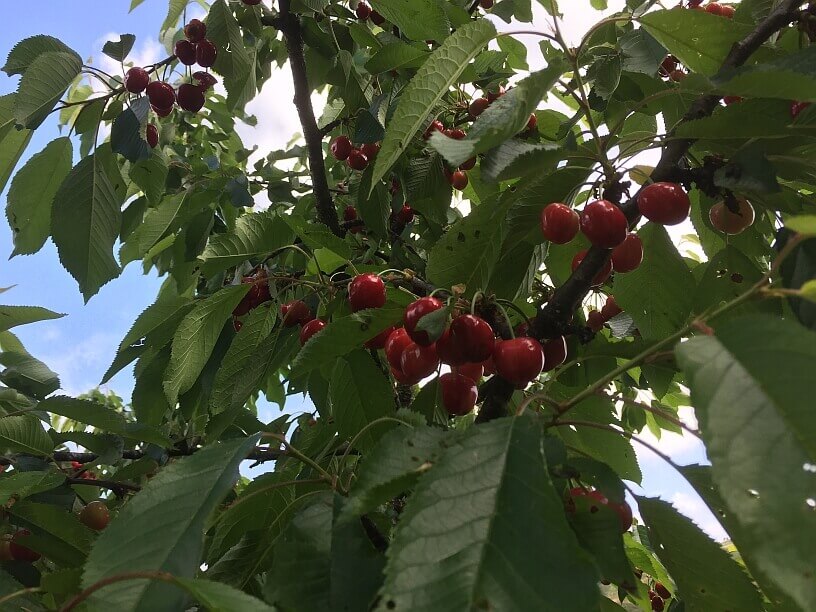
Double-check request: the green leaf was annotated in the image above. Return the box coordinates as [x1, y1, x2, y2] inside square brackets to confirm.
[481, 140, 564, 182]
[120, 193, 185, 265]
[6, 136, 73, 256]
[9, 500, 94, 562]
[102, 34, 136, 62]
[0, 415, 54, 455]
[676, 316, 816, 611]
[283, 215, 352, 261]
[639, 9, 754, 76]
[376, 416, 599, 611]
[638, 497, 764, 611]
[370, 19, 497, 189]
[619, 29, 668, 75]
[365, 42, 429, 74]
[173, 577, 275, 612]
[13, 51, 82, 129]
[712, 46, 816, 102]
[0, 471, 65, 505]
[675, 99, 793, 139]
[290, 306, 404, 377]
[429, 62, 566, 167]
[111, 98, 150, 163]
[613, 224, 695, 340]
[200, 211, 291, 275]
[0, 568, 43, 610]
[0, 94, 34, 194]
[714, 142, 780, 194]
[160, 0, 187, 34]
[786, 215, 816, 236]
[369, 0, 448, 43]
[330, 351, 396, 451]
[692, 246, 772, 318]
[38, 396, 170, 447]
[52, 146, 125, 301]
[2, 35, 79, 76]
[163, 285, 251, 406]
[356, 166, 390, 239]
[206, 0, 254, 110]
[0, 352, 60, 399]
[588, 50, 622, 100]
[129, 151, 168, 206]
[118, 295, 194, 354]
[82, 435, 260, 611]
[0, 305, 64, 333]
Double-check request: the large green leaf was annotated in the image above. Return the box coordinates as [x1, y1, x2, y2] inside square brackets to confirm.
[0, 94, 34, 193]
[200, 211, 291, 275]
[638, 497, 764, 611]
[365, 41, 429, 74]
[713, 46, 816, 102]
[82, 435, 259, 611]
[370, 19, 496, 188]
[120, 193, 186, 265]
[369, 0, 448, 44]
[0, 305, 64, 333]
[118, 295, 194, 353]
[173, 577, 275, 612]
[9, 501, 94, 563]
[52, 146, 125, 301]
[676, 316, 816, 611]
[613, 224, 695, 340]
[0, 568, 44, 610]
[13, 51, 82, 129]
[5, 136, 73, 256]
[0, 471, 65, 505]
[129, 152, 168, 206]
[206, 0, 254, 110]
[329, 350, 396, 451]
[0, 352, 60, 399]
[376, 416, 599, 611]
[163, 285, 251, 406]
[0, 415, 54, 455]
[480, 140, 565, 183]
[2, 35, 79, 76]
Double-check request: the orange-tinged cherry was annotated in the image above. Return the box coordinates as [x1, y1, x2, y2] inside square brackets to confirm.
[709, 197, 755, 234]
[80, 501, 110, 530]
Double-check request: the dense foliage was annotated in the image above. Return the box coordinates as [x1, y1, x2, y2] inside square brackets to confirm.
[1, 0, 815, 610]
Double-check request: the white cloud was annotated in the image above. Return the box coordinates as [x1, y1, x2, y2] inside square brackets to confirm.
[37, 331, 122, 397]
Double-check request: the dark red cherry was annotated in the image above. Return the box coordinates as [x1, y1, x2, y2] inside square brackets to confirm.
[360, 142, 380, 159]
[356, 1, 372, 20]
[384, 328, 413, 370]
[601, 296, 622, 321]
[611, 233, 643, 273]
[397, 204, 414, 224]
[469, 97, 489, 118]
[440, 373, 478, 416]
[347, 149, 369, 171]
[541, 336, 567, 372]
[400, 342, 440, 381]
[424, 119, 444, 139]
[281, 300, 313, 327]
[299, 319, 327, 346]
[450, 314, 495, 362]
[587, 310, 605, 332]
[192, 71, 218, 91]
[343, 205, 358, 221]
[404, 297, 444, 346]
[348, 273, 386, 312]
[637, 182, 690, 226]
[177, 83, 205, 113]
[540, 203, 580, 244]
[174, 39, 197, 66]
[146, 124, 159, 148]
[9, 530, 40, 562]
[459, 157, 477, 171]
[184, 18, 207, 42]
[124, 67, 149, 93]
[580, 200, 628, 248]
[331, 136, 353, 161]
[455, 362, 484, 383]
[146, 81, 176, 109]
[492, 338, 544, 387]
[436, 328, 468, 366]
[365, 326, 396, 350]
[196, 39, 218, 68]
[449, 170, 468, 191]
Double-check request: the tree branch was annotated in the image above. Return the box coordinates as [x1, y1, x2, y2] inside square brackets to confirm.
[65, 477, 141, 496]
[0, 446, 287, 467]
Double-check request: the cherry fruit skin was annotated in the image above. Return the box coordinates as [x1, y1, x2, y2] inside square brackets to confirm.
[448, 128, 467, 140]
[651, 596, 665, 611]
[152, 103, 173, 118]
[791, 101, 811, 119]
[281, 300, 313, 327]
[360, 142, 380, 159]
[580, 200, 628, 248]
[709, 197, 755, 234]
[705, 2, 724, 15]
[397, 204, 414, 224]
[638, 182, 690, 226]
[184, 18, 207, 42]
[492, 338, 544, 387]
[9, 530, 40, 562]
[177, 84, 205, 112]
[526, 113, 538, 131]
[568, 488, 633, 532]
[331, 136, 353, 160]
[440, 373, 478, 416]
[540, 203, 580, 244]
[196, 40, 218, 68]
[299, 319, 327, 346]
[455, 362, 484, 383]
[146, 81, 176, 109]
[347, 150, 369, 171]
[480, 0, 494, 8]
[174, 39, 197, 66]
[450, 314, 495, 362]
[436, 329, 468, 366]
[80, 501, 110, 530]
[356, 1, 372, 20]
[541, 336, 567, 372]
[343, 205, 357, 222]
[124, 67, 149, 93]
[469, 97, 490, 118]
[365, 326, 395, 350]
[370, 10, 385, 25]
[400, 342, 440, 381]
[348, 273, 386, 312]
[572, 250, 613, 287]
[449, 170, 469, 191]
[146, 124, 159, 148]
[391, 366, 416, 385]
[404, 297, 444, 346]
[385, 328, 413, 370]
[601, 296, 622, 321]
[654, 582, 671, 600]
[424, 119, 444, 139]
[611, 233, 643, 273]
[587, 310, 605, 332]
[459, 157, 477, 171]
[193, 71, 218, 91]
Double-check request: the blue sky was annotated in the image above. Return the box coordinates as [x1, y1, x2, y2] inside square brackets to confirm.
[0, 1, 725, 538]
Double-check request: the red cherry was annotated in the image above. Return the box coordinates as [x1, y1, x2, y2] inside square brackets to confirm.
[568, 488, 633, 532]
[587, 310, 605, 332]
[480, 0, 494, 8]
[450, 314, 495, 362]
[705, 2, 724, 15]
[654, 582, 671, 600]
[146, 124, 159, 148]
[482, 355, 496, 375]
[449, 170, 469, 191]
[525, 113, 538, 131]
[177, 83, 205, 113]
[601, 296, 622, 321]
[365, 326, 395, 350]
[300, 319, 327, 346]
[281, 300, 313, 327]
[791, 101, 811, 119]
[611, 233, 643, 273]
[659, 55, 678, 76]
[436, 329, 468, 366]
[80, 501, 110, 531]
[459, 157, 477, 171]
[348, 273, 386, 312]
[448, 128, 467, 140]
[184, 18, 207, 42]
[391, 366, 417, 385]
[196, 39, 218, 68]
[669, 69, 686, 82]
[572, 250, 613, 287]
[709, 198, 755, 235]
[514, 321, 529, 337]
[389, 178, 400, 195]
[151, 103, 173, 118]
[404, 297, 444, 346]
[370, 10, 385, 25]
[424, 119, 444, 139]
[397, 204, 414, 224]
[70, 460, 82, 469]
[469, 97, 490, 118]
[540, 203, 580, 244]
[331, 136, 353, 161]
[638, 182, 690, 226]
[146, 81, 176, 109]
[541, 336, 567, 372]
[360, 142, 380, 158]
[347, 150, 369, 171]
[192, 71, 218, 91]
[400, 342, 440, 381]
[174, 39, 197, 66]
[233, 318, 243, 332]
[9, 530, 40, 562]
[723, 95, 742, 105]
[492, 338, 544, 387]
[356, 1, 372, 20]
[440, 373, 478, 416]
[343, 205, 358, 222]
[580, 200, 628, 248]
[651, 597, 665, 612]
[385, 328, 413, 370]
[124, 67, 149, 93]
[486, 85, 505, 102]
[455, 362, 484, 383]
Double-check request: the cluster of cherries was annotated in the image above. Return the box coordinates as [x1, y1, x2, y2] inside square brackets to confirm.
[329, 135, 381, 171]
[586, 295, 623, 333]
[648, 581, 673, 612]
[343, 201, 414, 235]
[688, 0, 736, 17]
[424, 120, 471, 190]
[354, 2, 386, 24]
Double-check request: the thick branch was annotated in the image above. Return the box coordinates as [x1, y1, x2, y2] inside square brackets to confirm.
[0, 446, 287, 466]
[65, 477, 141, 496]
[274, 1, 341, 235]
[531, 0, 802, 341]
